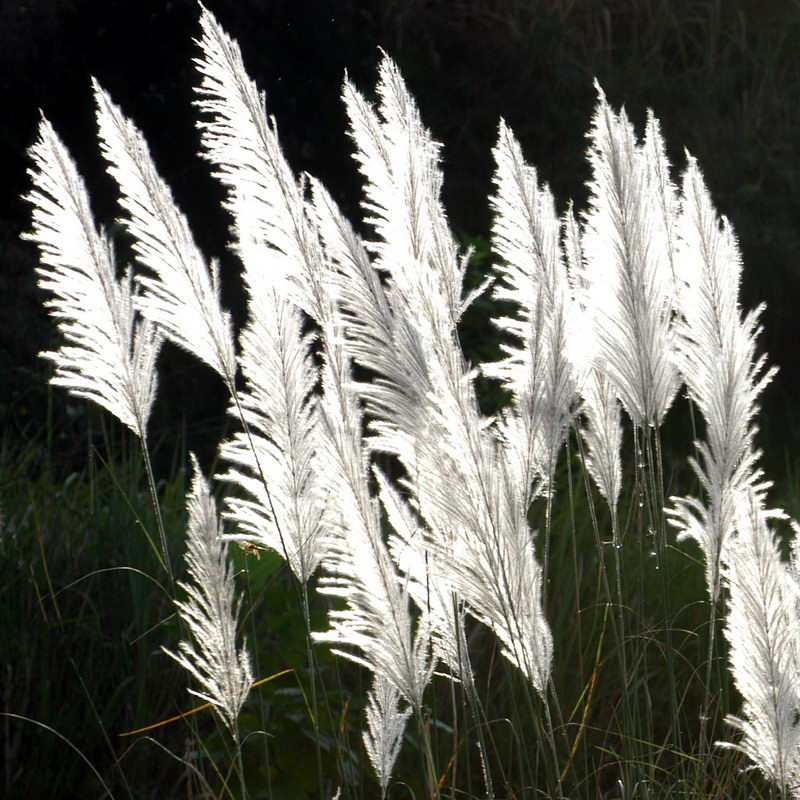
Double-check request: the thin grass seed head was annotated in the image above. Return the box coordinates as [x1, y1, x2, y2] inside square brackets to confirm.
[193, 8, 334, 582]
[362, 675, 412, 798]
[581, 84, 679, 428]
[163, 455, 253, 732]
[667, 156, 778, 600]
[311, 136, 473, 687]
[25, 117, 160, 438]
[343, 53, 465, 333]
[718, 494, 800, 795]
[93, 81, 236, 383]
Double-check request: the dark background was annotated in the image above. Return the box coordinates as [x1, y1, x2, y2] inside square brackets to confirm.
[2, 0, 799, 470]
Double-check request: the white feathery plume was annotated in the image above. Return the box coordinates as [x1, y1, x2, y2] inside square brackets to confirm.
[718, 494, 800, 795]
[194, 6, 329, 325]
[312, 181, 468, 686]
[412, 401, 553, 693]
[338, 54, 470, 466]
[362, 675, 412, 799]
[341, 57, 463, 472]
[485, 119, 578, 493]
[563, 205, 622, 512]
[343, 56, 468, 329]
[193, 7, 329, 581]
[312, 343, 432, 710]
[376, 467, 465, 678]
[194, 15, 430, 779]
[25, 117, 160, 439]
[311, 318, 429, 784]
[579, 368, 623, 515]
[342, 55, 552, 696]
[309, 177, 430, 468]
[217, 287, 325, 582]
[163, 455, 253, 732]
[643, 110, 679, 283]
[581, 85, 679, 428]
[93, 81, 236, 383]
[667, 156, 778, 601]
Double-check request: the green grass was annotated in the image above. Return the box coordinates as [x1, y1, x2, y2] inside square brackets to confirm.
[4, 400, 798, 798]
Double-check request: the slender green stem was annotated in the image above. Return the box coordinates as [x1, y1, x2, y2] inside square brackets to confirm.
[301, 587, 326, 799]
[240, 555, 273, 797]
[696, 593, 718, 791]
[572, 425, 635, 775]
[447, 672, 459, 798]
[632, 428, 654, 783]
[233, 726, 248, 800]
[648, 428, 683, 761]
[137, 429, 173, 587]
[417, 705, 441, 800]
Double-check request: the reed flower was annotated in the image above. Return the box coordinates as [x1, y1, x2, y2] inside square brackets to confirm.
[163, 455, 253, 732]
[580, 85, 679, 428]
[27, 10, 800, 797]
[340, 55, 553, 695]
[25, 117, 160, 439]
[667, 156, 777, 601]
[196, 12, 431, 786]
[362, 675, 412, 798]
[718, 494, 800, 795]
[486, 119, 578, 492]
[93, 83, 236, 384]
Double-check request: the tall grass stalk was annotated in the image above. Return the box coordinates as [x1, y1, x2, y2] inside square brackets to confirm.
[571, 425, 640, 782]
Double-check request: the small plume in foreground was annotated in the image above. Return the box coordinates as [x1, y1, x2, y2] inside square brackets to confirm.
[163, 455, 253, 732]
[718, 495, 800, 795]
[362, 675, 412, 798]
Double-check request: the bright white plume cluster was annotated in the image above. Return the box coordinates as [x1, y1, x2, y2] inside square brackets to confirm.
[580, 87, 679, 429]
[196, 9, 431, 785]
[28, 7, 800, 796]
[339, 53, 553, 697]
